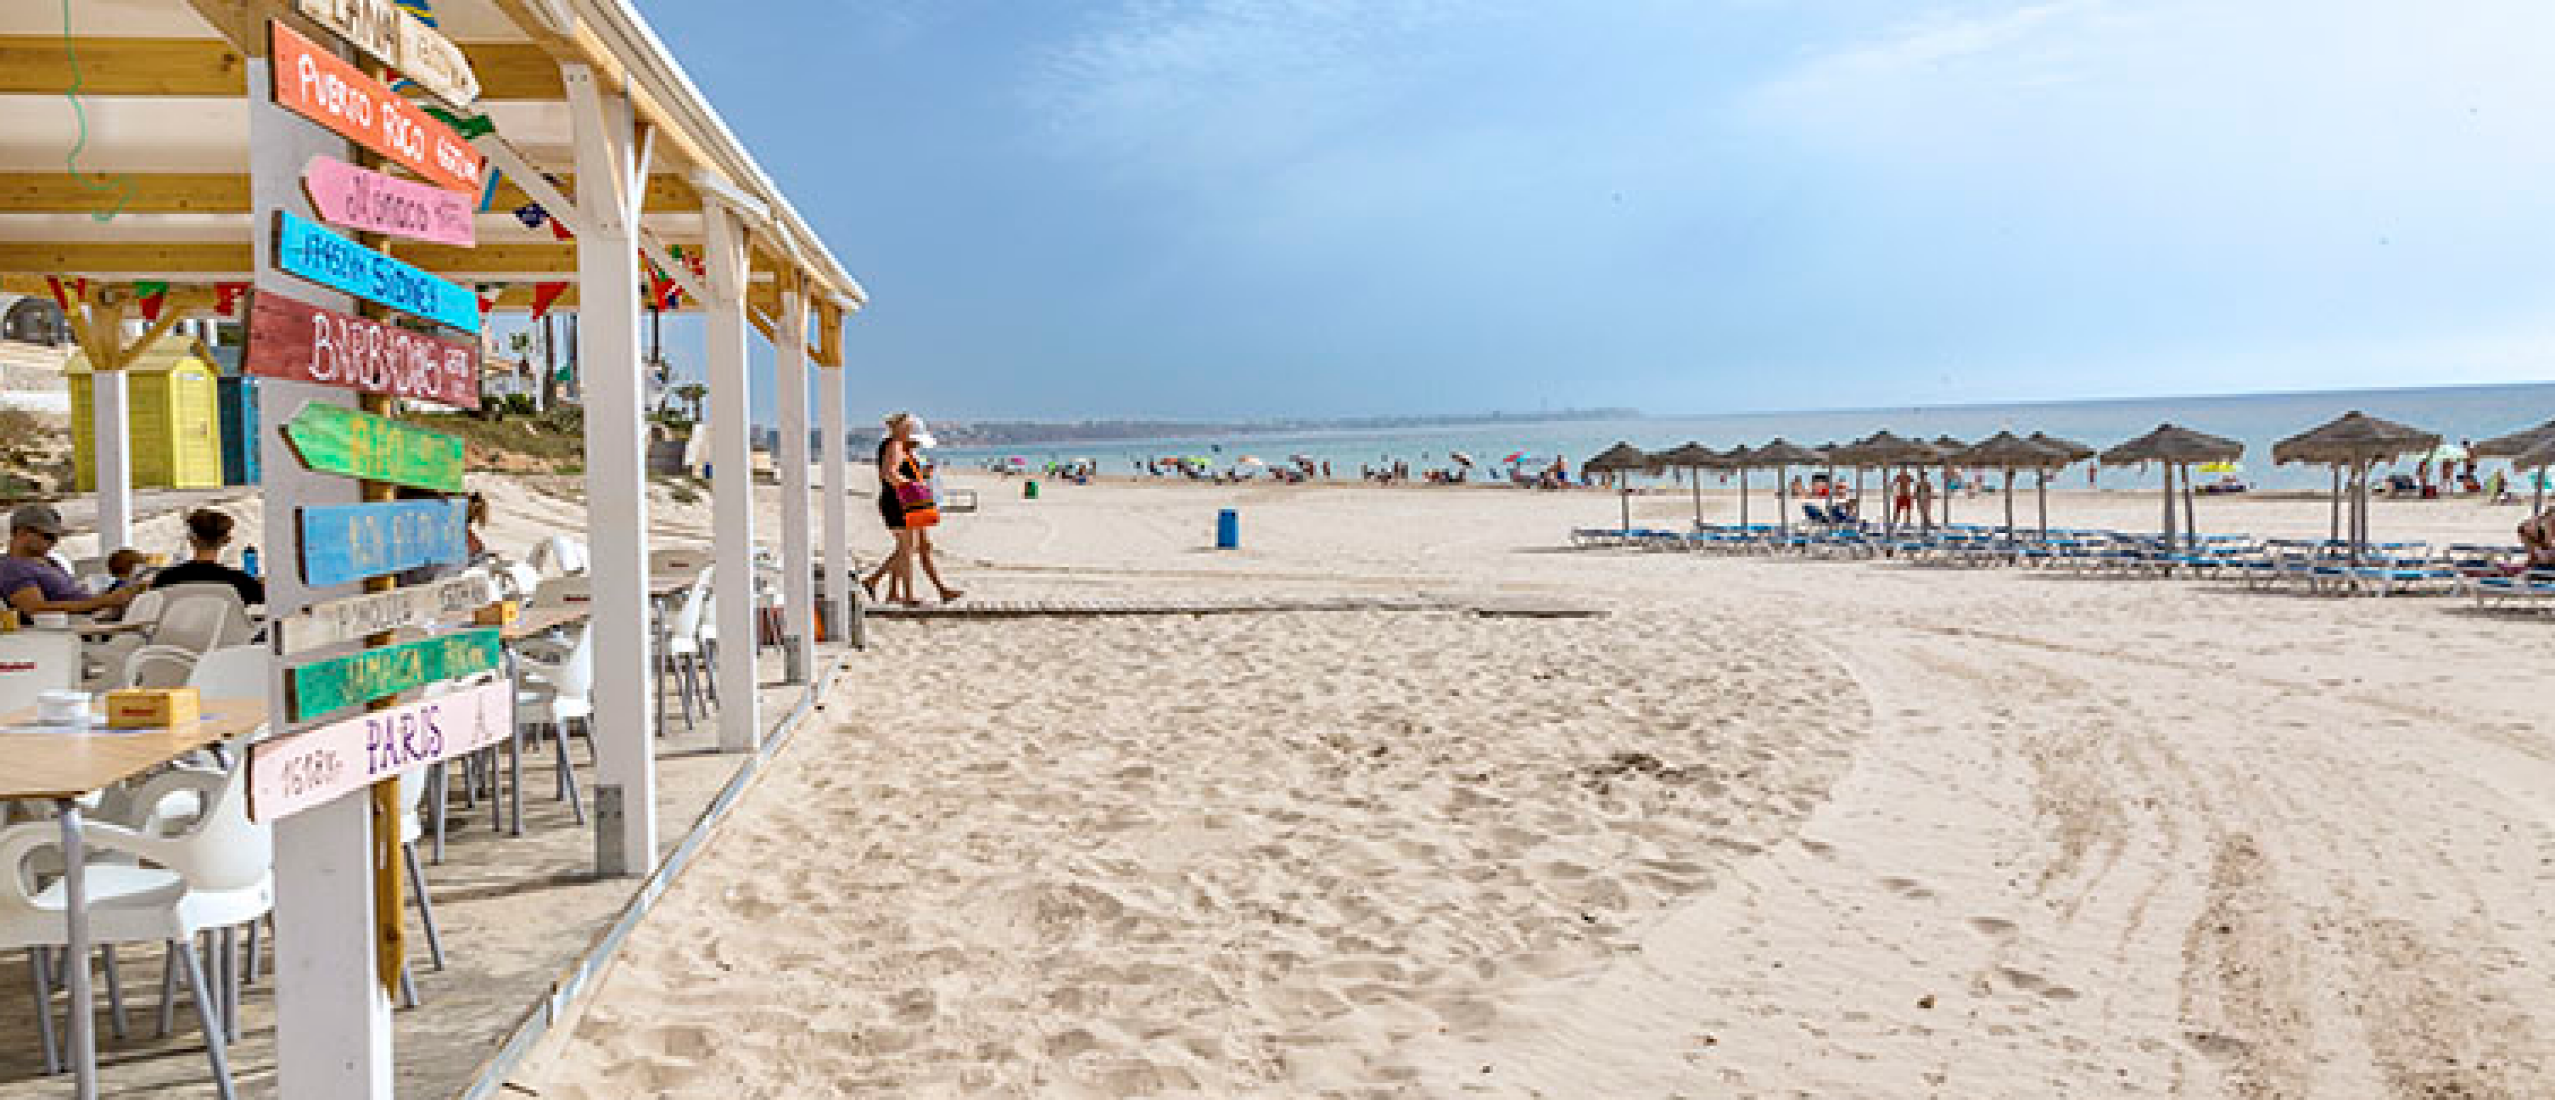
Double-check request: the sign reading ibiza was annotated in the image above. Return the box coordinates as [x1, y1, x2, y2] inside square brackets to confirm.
[273, 210, 481, 332]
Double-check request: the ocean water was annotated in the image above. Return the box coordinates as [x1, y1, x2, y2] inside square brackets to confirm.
[936, 381, 2555, 493]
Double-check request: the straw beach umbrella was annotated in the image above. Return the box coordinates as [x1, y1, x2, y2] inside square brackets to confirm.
[1585, 442, 1650, 532]
[1654, 442, 1721, 528]
[1854, 431, 1943, 536]
[1753, 439, 1826, 534]
[2101, 424, 2244, 549]
[1716, 444, 1759, 528]
[2477, 417, 2555, 514]
[1953, 431, 2069, 540]
[2272, 411, 2439, 563]
[2026, 432, 2097, 538]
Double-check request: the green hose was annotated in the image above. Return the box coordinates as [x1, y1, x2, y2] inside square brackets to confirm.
[60, 0, 134, 222]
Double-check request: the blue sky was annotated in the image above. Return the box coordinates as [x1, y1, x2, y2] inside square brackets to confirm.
[615, 0, 2555, 424]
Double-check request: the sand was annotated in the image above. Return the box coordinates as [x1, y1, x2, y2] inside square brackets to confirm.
[514, 472, 2554, 1098]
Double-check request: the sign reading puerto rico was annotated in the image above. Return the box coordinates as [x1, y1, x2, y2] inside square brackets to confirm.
[242, 291, 480, 408]
[298, 498, 470, 588]
[250, 676, 511, 820]
[286, 629, 504, 721]
[292, 0, 481, 108]
[304, 155, 475, 247]
[269, 21, 483, 193]
[284, 401, 466, 494]
[273, 210, 481, 333]
[274, 569, 500, 655]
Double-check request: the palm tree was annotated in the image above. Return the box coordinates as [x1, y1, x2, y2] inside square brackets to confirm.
[676, 382, 707, 423]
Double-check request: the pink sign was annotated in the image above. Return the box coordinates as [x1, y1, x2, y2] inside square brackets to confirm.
[247, 676, 512, 821]
[303, 155, 475, 247]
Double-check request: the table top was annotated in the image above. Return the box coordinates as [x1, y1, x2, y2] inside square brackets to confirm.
[503, 601, 592, 641]
[0, 697, 264, 800]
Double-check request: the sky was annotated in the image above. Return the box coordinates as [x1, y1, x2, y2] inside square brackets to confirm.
[611, 0, 2555, 425]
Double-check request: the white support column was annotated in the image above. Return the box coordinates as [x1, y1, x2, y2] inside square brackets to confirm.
[773, 282, 814, 682]
[703, 201, 762, 752]
[566, 64, 658, 875]
[92, 367, 132, 553]
[819, 352, 848, 643]
[251, 49, 394, 1099]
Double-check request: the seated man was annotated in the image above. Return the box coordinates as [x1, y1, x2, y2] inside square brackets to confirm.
[2521, 507, 2555, 571]
[1, 504, 136, 618]
[149, 508, 265, 606]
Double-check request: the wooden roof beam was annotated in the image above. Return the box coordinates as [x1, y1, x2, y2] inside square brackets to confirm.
[0, 172, 699, 214]
[0, 37, 565, 100]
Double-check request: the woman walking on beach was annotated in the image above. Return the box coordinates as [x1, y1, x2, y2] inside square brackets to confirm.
[864, 412, 960, 606]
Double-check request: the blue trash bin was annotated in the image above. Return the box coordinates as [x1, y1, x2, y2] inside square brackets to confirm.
[1215, 508, 1239, 549]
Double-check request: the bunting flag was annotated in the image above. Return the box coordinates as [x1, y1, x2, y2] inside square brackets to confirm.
[421, 105, 495, 139]
[478, 166, 505, 213]
[44, 276, 84, 311]
[396, 0, 439, 27]
[134, 281, 169, 321]
[475, 284, 502, 318]
[529, 281, 570, 320]
[214, 282, 249, 315]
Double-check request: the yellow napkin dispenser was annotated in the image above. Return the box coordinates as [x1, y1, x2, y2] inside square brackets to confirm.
[105, 687, 201, 729]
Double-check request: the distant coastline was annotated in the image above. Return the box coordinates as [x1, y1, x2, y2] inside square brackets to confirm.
[888, 408, 1640, 448]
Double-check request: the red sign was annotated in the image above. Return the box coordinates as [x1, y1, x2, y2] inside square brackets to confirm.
[243, 290, 481, 408]
[304, 155, 475, 246]
[269, 20, 483, 194]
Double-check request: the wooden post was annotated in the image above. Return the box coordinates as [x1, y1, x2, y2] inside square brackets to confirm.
[701, 199, 761, 753]
[566, 62, 658, 875]
[817, 306, 849, 643]
[772, 272, 814, 683]
[250, 38, 399, 1098]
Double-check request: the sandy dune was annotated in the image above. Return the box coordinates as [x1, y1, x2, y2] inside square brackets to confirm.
[518, 474, 2553, 1098]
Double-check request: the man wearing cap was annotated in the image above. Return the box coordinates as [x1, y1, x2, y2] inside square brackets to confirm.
[2, 504, 135, 618]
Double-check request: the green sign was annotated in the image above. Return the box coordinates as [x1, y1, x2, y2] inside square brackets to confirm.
[283, 402, 466, 494]
[288, 629, 502, 721]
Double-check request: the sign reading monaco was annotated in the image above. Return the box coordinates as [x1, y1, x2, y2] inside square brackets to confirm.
[242, 291, 480, 408]
[304, 155, 475, 247]
[269, 20, 482, 193]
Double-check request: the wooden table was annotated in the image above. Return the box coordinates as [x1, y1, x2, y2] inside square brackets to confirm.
[0, 698, 264, 1100]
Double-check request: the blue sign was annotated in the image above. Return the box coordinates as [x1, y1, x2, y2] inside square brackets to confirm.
[298, 499, 470, 588]
[272, 210, 481, 333]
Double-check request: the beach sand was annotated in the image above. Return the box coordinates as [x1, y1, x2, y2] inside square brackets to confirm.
[515, 472, 2554, 1097]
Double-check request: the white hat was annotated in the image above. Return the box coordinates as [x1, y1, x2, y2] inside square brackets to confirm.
[907, 417, 938, 449]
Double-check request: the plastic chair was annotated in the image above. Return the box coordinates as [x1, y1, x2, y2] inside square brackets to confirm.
[143, 585, 255, 655]
[498, 561, 543, 603]
[0, 753, 269, 1098]
[529, 535, 588, 578]
[516, 624, 595, 824]
[121, 647, 198, 690]
[662, 567, 714, 727]
[186, 646, 271, 709]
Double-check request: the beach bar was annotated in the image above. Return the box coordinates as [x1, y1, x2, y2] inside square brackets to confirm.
[1, 1, 867, 1095]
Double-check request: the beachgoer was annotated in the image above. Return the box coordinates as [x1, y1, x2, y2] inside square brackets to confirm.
[862, 413, 959, 606]
[104, 548, 150, 591]
[465, 492, 490, 560]
[1914, 475, 1935, 529]
[1891, 471, 1915, 525]
[149, 508, 265, 606]
[1, 504, 135, 618]
[2520, 508, 2555, 569]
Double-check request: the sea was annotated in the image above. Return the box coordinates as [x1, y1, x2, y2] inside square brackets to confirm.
[934, 381, 2555, 493]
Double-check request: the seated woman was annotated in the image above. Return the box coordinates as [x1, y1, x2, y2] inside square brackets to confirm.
[150, 508, 264, 606]
[2520, 508, 2555, 571]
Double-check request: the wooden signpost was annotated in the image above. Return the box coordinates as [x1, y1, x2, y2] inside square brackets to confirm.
[274, 569, 499, 655]
[298, 498, 470, 588]
[287, 628, 503, 721]
[284, 401, 466, 494]
[292, 0, 481, 108]
[304, 155, 475, 247]
[269, 20, 483, 193]
[242, 290, 480, 408]
[274, 209, 481, 332]
[250, 676, 511, 821]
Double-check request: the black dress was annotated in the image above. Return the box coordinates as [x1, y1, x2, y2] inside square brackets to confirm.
[877, 439, 917, 530]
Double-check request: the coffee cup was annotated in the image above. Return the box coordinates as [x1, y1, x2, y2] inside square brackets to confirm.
[37, 690, 90, 725]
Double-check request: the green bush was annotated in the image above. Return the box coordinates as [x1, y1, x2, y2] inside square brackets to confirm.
[504, 394, 536, 416]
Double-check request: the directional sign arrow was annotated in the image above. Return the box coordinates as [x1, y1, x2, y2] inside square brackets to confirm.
[283, 402, 466, 494]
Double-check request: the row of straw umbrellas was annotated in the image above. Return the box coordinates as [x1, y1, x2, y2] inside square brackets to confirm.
[1587, 412, 2555, 561]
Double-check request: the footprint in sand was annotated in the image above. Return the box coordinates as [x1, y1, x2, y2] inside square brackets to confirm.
[1968, 916, 2019, 940]
[1879, 875, 1938, 900]
[1997, 966, 2081, 1001]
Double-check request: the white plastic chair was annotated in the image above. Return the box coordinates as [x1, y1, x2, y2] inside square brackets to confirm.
[0, 755, 269, 1098]
[144, 585, 255, 654]
[662, 567, 715, 726]
[529, 535, 588, 578]
[121, 647, 198, 690]
[516, 624, 595, 824]
[498, 561, 543, 604]
[186, 646, 271, 709]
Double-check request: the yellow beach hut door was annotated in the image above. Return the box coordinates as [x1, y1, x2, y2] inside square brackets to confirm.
[67, 340, 226, 491]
